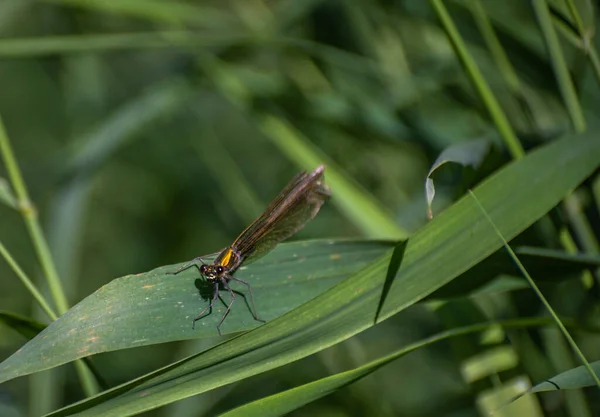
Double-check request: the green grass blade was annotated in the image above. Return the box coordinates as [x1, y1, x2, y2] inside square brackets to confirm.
[0, 240, 395, 382]
[0, 32, 250, 57]
[531, 360, 600, 392]
[551, 14, 600, 126]
[467, 0, 522, 93]
[0, 241, 57, 321]
[220, 317, 561, 417]
[42, 0, 231, 28]
[38, 128, 600, 417]
[0, 113, 99, 395]
[425, 138, 492, 218]
[0, 114, 69, 315]
[429, 0, 525, 159]
[562, 0, 586, 35]
[470, 190, 600, 388]
[532, 0, 586, 132]
[0, 176, 16, 208]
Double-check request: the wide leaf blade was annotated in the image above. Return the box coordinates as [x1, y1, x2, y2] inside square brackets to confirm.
[0, 240, 393, 383]
[43, 128, 600, 416]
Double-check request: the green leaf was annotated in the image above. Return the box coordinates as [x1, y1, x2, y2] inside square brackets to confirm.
[0, 177, 17, 209]
[0, 240, 394, 383]
[39, 128, 600, 416]
[530, 360, 600, 392]
[42, 0, 229, 27]
[220, 317, 558, 417]
[532, 0, 586, 132]
[426, 138, 493, 218]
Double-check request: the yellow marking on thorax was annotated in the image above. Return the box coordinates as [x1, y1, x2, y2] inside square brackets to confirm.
[218, 248, 234, 267]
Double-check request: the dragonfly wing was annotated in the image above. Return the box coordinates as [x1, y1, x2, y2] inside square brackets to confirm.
[231, 165, 330, 267]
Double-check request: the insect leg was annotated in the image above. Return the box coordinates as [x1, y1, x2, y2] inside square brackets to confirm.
[192, 281, 219, 330]
[170, 257, 206, 275]
[230, 277, 265, 323]
[216, 279, 236, 336]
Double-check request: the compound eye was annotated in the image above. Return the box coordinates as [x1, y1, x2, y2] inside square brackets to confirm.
[200, 264, 208, 274]
[216, 266, 224, 275]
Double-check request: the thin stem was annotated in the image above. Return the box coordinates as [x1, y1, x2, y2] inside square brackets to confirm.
[0, 113, 99, 396]
[532, 0, 586, 133]
[429, 0, 525, 160]
[0, 241, 57, 321]
[0, 115, 69, 314]
[470, 190, 600, 389]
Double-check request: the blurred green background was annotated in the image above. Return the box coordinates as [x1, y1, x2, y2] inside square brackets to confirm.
[1, 0, 600, 416]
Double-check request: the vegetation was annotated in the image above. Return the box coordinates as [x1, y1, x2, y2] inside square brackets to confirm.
[1, 1, 600, 416]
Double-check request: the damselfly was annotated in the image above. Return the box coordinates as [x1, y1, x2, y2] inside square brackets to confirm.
[172, 165, 330, 335]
